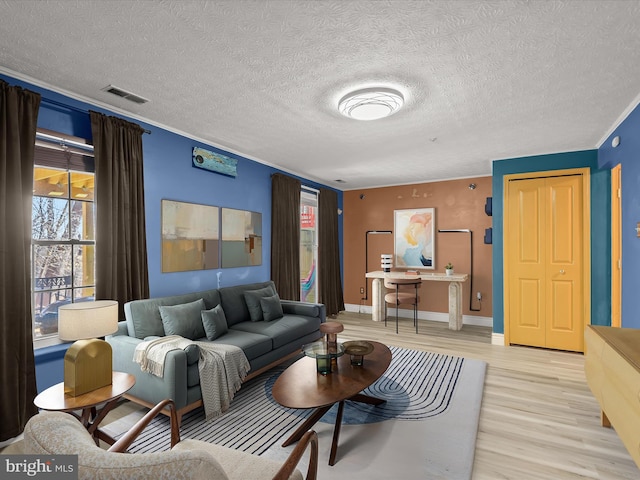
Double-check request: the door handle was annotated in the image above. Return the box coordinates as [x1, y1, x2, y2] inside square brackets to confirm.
[560, 269, 565, 274]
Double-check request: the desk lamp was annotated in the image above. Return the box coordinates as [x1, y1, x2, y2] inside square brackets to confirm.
[58, 300, 118, 396]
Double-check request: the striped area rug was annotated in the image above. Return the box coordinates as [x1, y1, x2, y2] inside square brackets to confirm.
[118, 346, 486, 479]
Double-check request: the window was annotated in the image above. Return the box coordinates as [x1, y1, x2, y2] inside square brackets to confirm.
[32, 130, 95, 339]
[300, 188, 318, 302]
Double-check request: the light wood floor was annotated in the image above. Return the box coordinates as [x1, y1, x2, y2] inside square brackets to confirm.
[6, 312, 638, 479]
[334, 312, 639, 479]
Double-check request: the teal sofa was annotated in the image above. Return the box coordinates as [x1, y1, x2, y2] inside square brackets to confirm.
[107, 281, 325, 423]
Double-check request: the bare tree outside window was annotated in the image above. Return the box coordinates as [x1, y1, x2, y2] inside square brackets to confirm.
[32, 154, 95, 338]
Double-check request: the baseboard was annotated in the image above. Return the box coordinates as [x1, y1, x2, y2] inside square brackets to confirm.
[344, 303, 493, 328]
[491, 333, 505, 346]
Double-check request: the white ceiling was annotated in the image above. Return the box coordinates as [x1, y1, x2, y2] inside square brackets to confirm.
[2, 0, 640, 190]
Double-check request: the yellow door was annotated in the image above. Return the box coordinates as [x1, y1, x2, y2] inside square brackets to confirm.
[507, 177, 546, 348]
[506, 172, 587, 352]
[545, 175, 583, 351]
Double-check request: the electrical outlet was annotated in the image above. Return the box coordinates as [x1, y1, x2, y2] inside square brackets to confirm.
[360, 287, 365, 294]
[476, 291, 482, 301]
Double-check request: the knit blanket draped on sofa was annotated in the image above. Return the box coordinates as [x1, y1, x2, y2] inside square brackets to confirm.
[133, 335, 250, 420]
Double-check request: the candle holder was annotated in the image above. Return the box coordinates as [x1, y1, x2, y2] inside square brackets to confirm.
[381, 254, 393, 272]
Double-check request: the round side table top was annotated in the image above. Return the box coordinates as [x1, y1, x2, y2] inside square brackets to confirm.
[320, 321, 344, 334]
[34, 371, 135, 412]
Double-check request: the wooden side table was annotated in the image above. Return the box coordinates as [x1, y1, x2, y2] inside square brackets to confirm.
[34, 371, 135, 446]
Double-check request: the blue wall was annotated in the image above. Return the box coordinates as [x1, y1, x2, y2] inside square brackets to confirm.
[1, 73, 342, 389]
[491, 150, 610, 335]
[598, 103, 640, 328]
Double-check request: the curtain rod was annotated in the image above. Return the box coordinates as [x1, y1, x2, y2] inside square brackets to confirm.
[41, 98, 152, 134]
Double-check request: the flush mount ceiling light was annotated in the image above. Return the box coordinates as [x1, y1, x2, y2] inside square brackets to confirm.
[338, 87, 404, 120]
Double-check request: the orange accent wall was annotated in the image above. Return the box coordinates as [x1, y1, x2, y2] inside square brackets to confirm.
[343, 177, 493, 317]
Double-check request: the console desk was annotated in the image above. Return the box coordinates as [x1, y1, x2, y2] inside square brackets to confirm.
[365, 271, 469, 330]
[584, 325, 640, 468]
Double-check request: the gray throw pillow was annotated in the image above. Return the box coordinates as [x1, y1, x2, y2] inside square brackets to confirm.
[159, 298, 206, 340]
[260, 294, 284, 322]
[201, 304, 229, 340]
[243, 285, 276, 321]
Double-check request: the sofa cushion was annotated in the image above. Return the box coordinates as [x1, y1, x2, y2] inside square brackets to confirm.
[201, 305, 228, 340]
[159, 298, 206, 340]
[260, 294, 284, 322]
[243, 286, 277, 322]
[206, 329, 272, 361]
[219, 281, 276, 326]
[230, 314, 321, 349]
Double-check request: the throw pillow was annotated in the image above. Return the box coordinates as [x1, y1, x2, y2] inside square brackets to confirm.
[201, 304, 229, 341]
[159, 298, 206, 340]
[260, 294, 284, 322]
[243, 285, 276, 321]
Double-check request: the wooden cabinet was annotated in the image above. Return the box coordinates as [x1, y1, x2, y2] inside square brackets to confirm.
[584, 325, 640, 468]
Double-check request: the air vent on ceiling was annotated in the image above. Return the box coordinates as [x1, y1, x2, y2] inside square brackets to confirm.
[101, 85, 149, 104]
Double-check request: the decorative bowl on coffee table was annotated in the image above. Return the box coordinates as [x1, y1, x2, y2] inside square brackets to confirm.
[302, 341, 345, 374]
[343, 340, 374, 366]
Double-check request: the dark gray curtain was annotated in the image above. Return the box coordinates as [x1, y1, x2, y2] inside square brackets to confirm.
[271, 173, 301, 300]
[90, 111, 149, 319]
[0, 80, 40, 441]
[318, 188, 344, 316]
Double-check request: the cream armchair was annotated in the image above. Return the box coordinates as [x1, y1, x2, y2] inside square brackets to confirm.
[24, 399, 318, 480]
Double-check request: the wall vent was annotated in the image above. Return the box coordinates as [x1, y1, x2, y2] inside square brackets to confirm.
[101, 85, 149, 104]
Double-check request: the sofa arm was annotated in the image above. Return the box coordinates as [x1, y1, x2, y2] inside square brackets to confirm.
[113, 320, 129, 336]
[280, 301, 326, 323]
[107, 334, 190, 410]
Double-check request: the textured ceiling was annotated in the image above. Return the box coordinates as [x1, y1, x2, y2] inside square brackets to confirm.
[1, 0, 640, 190]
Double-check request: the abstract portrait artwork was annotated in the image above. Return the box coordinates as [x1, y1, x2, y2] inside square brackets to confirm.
[394, 208, 435, 269]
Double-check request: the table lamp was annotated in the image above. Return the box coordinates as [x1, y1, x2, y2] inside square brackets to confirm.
[58, 300, 118, 397]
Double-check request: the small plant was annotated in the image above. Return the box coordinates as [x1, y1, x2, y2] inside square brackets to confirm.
[445, 262, 454, 270]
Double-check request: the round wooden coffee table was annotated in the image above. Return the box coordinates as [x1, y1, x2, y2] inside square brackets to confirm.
[272, 341, 391, 465]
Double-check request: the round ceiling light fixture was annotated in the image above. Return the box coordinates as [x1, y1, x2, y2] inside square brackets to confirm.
[338, 87, 404, 121]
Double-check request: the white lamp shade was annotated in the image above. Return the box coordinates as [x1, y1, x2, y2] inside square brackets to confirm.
[58, 300, 118, 341]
